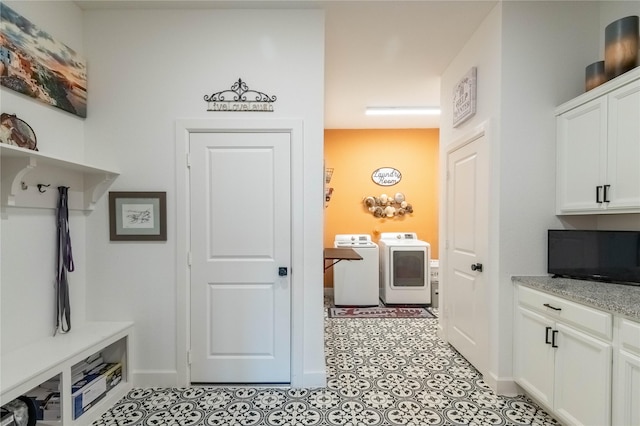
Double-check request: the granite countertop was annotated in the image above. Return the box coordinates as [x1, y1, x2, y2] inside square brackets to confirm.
[512, 276, 640, 322]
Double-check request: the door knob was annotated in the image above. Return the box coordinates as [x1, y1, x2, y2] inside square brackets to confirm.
[471, 263, 483, 272]
[278, 267, 288, 277]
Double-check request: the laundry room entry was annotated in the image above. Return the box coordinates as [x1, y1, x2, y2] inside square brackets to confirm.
[323, 128, 440, 289]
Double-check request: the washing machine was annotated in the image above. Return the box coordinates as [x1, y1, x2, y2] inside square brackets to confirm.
[333, 234, 379, 306]
[378, 232, 431, 305]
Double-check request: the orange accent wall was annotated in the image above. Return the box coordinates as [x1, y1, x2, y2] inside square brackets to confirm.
[324, 128, 439, 287]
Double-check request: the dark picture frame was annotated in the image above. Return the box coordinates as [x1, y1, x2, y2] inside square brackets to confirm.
[109, 192, 167, 241]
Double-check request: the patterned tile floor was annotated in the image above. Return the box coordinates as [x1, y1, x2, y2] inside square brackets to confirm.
[93, 296, 560, 425]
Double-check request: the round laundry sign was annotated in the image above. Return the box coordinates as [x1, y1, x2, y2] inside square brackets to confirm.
[371, 167, 402, 186]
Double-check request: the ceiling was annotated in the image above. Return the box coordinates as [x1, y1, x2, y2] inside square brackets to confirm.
[75, 0, 497, 129]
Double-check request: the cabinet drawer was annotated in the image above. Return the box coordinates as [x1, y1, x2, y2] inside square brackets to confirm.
[518, 285, 613, 340]
[620, 318, 640, 355]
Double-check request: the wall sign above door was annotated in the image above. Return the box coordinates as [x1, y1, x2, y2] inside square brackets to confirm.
[452, 67, 477, 127]
[204, 78, 277, 112]
[372, 167, 402, 186]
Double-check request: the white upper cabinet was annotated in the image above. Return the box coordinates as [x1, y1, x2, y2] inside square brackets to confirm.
[606, 80, 640, 211]
[556, 68, 640, 215]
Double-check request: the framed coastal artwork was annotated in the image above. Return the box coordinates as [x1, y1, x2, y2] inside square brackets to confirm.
[0, 4, 87, 117]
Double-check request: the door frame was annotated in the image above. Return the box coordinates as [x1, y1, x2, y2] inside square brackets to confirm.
[175, 118, 304, 386]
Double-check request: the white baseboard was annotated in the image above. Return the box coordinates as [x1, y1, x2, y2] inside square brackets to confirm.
[484, 371, 520, 396]
[300, 369, 327, 388]
[133, 369, 326, 389]
[132, 370, 179, 387]
[436, 325, 446, 341]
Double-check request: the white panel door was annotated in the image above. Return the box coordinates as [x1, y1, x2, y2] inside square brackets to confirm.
[189, 131, 291, 383]
[445, 132, 488, 373]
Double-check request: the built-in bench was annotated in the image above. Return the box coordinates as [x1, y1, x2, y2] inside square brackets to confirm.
[1, 321, 133, 426]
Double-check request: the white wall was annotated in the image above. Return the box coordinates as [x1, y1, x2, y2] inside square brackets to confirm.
[441, 0, 638, 395]
[82, 8, 326, 387]
[439, 0, 503, 387]
[497, 0, 600, 389]
[1, 1, 88, 354]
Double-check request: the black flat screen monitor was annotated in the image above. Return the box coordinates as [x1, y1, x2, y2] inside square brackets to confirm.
[548, 230, 640, 285]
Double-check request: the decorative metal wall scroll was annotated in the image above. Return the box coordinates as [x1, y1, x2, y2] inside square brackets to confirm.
[204, 78, 277, 112]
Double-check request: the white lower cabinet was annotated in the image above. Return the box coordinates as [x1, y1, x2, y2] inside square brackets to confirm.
[513, 306, 555, 408]
[514, 285, 613, 426]
[612, 318, 640, 426]
[553, 322, 612, 426]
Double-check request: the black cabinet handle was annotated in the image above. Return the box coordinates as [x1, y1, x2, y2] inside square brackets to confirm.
[551, 330, 558, 348]
[545, 326, 552, 344]
[543, 303, 562, 311]
[596, 185, 603, 203]
[604, 185, 610, 203]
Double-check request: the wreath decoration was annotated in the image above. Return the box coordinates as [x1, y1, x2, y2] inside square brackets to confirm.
[363, 192, 413, 218]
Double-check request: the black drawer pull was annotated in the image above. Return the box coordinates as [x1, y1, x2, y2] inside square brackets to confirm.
[551, 330, 559, 348]
[543, 303, 562, 311]
[596, 185, 603, 203]
[603, 184, 610, 203]
[545, 326, 552, 344]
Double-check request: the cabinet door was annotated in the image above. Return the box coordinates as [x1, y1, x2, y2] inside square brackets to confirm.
[613, 350, 640, 426]
[556, 97, 608, 214]
[513, 305, 555, 409]
[606, 79, 640, 212]
[554, 323, 612, 426]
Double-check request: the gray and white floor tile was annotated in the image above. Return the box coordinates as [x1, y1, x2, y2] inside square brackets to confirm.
[93, 297, 560, 425]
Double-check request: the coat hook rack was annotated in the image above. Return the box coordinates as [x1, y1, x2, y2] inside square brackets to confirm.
[37, 184, 51, 193]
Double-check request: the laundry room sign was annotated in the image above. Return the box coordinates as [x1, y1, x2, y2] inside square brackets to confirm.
[204, 78, 277, 112]
[371, 167, 402, 186]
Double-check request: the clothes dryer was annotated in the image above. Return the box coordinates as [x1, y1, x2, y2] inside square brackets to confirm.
[333, 234, 379, 306]
[378, 232, 431, 305]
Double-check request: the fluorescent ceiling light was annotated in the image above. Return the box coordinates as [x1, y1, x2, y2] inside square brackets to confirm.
[365, 106, 441, 116]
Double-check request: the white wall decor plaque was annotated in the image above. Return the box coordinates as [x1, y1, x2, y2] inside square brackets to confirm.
[371, 167, 402, 186]
[452, 67, 477, 127]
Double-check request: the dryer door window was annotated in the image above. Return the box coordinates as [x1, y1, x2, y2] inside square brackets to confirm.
[392, 250, 426, 287]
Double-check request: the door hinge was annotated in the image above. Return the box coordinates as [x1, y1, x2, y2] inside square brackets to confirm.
[187, 350, 192, 365]
[445, 240, 449, 249]
[446, 170, 450, 180]
[186, 153, 191, 168]
[187, 251, 192, 266]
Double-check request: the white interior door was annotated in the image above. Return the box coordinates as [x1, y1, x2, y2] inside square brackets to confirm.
[189, 131, 291, 383]
[445, 131, 489, 374]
